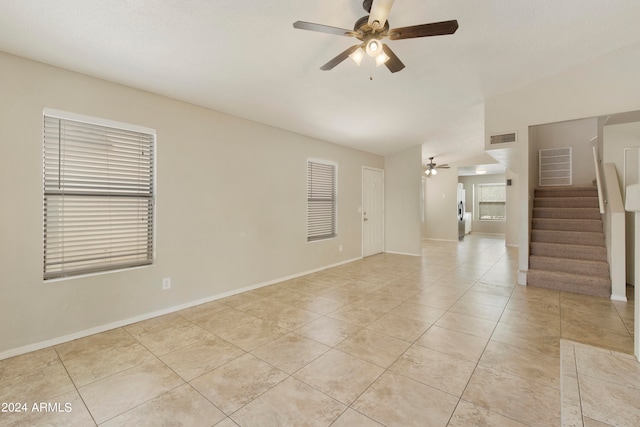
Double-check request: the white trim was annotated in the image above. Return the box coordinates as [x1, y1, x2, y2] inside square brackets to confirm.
[518, 270, 528, 285]
[384, 250, 421, 257]
[43, 108, 156, 136]
[0, 256, 360, 361]
[423, 238, 458, 243]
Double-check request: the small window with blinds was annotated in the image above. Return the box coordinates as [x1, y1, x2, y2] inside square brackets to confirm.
[307, 160, 337, 242]
[43, 110, 155, 280]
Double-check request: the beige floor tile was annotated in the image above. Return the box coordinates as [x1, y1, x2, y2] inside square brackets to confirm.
[389, 301, 446, 323]
[561, 321, 633, 354]
[293, 316, 360, 347]
[365, 312, 431, 342]
[470, 281, 516, 297]
[415, 325, 488, 362]
[574, 345, 640, 389]
[101, 383, 225, 427]
[434, 311, 497, 339]
[331, 408, 384, 427]
[410, 291, 458, 310]
[448, 400, 528, 427]
[178, 300, 229, 321]
[0, 362, 75, 404]
[230, 377, 345, 427]
[501, 307, 561, 332]
[214, 418, 241, 427]
[129, 322, 212, 356]
[0, 389, 95, 427]
[294, 349, 384, 405]
[354, 293, 405, 312]
[491, 320, 560, 356]
[460, 290, 510, 308]
[336, 329, 411, 368]
[159, 334, 245, 381]
[479, 340, 560, 389]
[78, 359, 184, 424]
[562, 305, 629, 332]
[251, 332, 329, 374]
[55, 329, 154, 387]
[579, 373, 640, 426]
[462, 365, 560, 427]
[256, 305, 321, 331]
[390, 344, 476, 397]
[327, 304, 386, 327]
[218, 292, 265, 309]
[561, 402, 584, 427]
[193, 308, 258, 334]
[0, 348, 60, 381]
[189, 353, 288, 415]
[421, 284, 469, 299]
[293, 294, 346, 314]
[123, 312, 190, 336]
[217, 318, 288, 351]
[448, 299, 505, 322]
[353, 371, 458, 427]
[583, 416, 614, 426]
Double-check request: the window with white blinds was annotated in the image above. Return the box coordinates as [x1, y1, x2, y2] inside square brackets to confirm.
[477, 183, 506, 221]
[307, 160, 337, 242]
[43, 111, 155, 280]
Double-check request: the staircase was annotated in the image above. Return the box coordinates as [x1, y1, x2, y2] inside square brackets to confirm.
[527, 186, 611, 297]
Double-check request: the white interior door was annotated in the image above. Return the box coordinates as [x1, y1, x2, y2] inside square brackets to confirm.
[363, 167, 384, 257]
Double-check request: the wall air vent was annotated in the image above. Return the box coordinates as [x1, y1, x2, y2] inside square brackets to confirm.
[490, 132, 517, 145]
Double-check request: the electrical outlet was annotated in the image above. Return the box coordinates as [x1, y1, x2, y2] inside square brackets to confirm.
[339, 245, 343, 252]
[162, 277, 171, 290]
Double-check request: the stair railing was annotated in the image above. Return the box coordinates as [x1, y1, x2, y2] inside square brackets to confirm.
[593, 146, 605, 214]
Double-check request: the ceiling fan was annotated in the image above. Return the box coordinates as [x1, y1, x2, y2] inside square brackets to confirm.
[293, 0, 458, 73]
[424, 157, 450, 176]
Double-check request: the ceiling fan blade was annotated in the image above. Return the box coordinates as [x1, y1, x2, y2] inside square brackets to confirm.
[320, 45, 361, 71]
[389, 20, 459, 40]
[436, 165, 451, 169]
[382, 44, 405, 73]
[293, 21, 353, 37]
[368, 0, 395, 29]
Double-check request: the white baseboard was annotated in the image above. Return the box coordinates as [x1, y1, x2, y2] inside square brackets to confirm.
[518, 270, 527, 286]
[0, 257, 361, 361]
[384, 250, 421, 257]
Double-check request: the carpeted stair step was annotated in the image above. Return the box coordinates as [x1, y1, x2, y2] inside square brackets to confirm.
[529, 255, 609, 278]
[530, 242, 608, 262]
[534, 187, 598, 198]
[532, 218, 603, 232]
[533, 197, 599, 208]
[531, 229, 605, 247]
[527, 269, 610, 297]
[532, 207, 601, 220]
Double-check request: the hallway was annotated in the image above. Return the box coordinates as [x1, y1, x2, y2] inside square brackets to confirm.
[0, 234, 636, 426]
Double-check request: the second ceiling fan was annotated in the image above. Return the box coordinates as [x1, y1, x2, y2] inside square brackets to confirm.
[293, 0, 459, 73]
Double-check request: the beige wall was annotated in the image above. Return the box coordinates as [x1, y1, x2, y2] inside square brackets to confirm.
[424, 167, 459, 241]
[0, 52, 385, 355]
[458, 174, 506, 235]
[531, 118, 599, 187]
[603, 122, 640, 285]
[384, 145, 422, 255]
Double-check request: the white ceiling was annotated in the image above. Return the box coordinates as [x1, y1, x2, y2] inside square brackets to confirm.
[1, 1, 640, 166]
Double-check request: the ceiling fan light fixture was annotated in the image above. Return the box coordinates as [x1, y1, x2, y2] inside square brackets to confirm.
[349, 46, 365, 66]
[365, 38, 381, 57]
[425, 169, 431, 176]
[431, 168, 438, 175]
[375, 51, 390, 67]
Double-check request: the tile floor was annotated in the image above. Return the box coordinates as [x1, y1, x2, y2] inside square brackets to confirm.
[0, 234, 636, 426]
